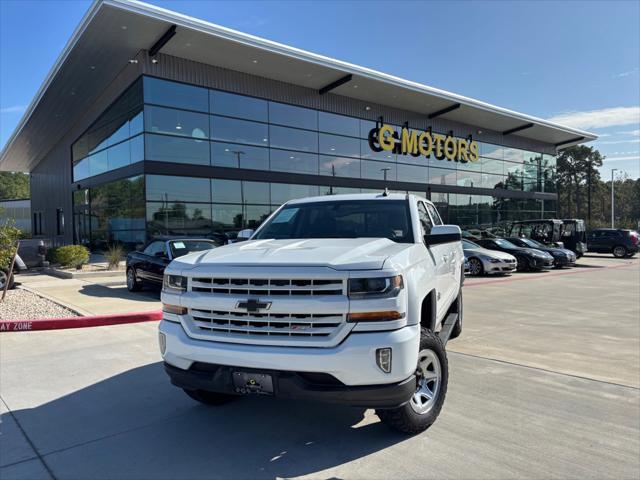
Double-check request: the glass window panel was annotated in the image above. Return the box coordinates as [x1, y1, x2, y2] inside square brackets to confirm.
[145, 105, 209, 139]
[319, 186, 361, 196]
[108, 122, 129, 147]
[361, 160, 396, 181]
[481, 157, 504, 175]
[243, 181, 270, 204]
[480, 173, 505, 189]
[212, 204, 244, 233]
[361, 139, 397, 162]
[503, 147, 524, 163]
[480, 143, 503, 159]
[146, 202, 213, 235]
[318, 111, 359, 137]
[542, 168, 556, 193]
[145, 134, 210, 165]
[245, 205, 272, 230]
[270, 183, 319, 205]
[130, 134, 144, 163]
[319, 133, 359, 157]
[73, 158, 89, 182]
[360, 119, 378, 139]
[429, 167, 457, 186]
[270, 149, 318, 174]
[269, 125, 317, 153]
[144, 77, 209, 112]
[542, 154, 556, 169]
[397, 163, 428, 183]
[146, 175, 211, 203]
[130, 111, 143, 136]
[457, 169, 481, 188]
[107, 140, 130, 171]
[210, 90, 268, 122]
[212, 179, 242, 203]
[269, 102, 317, 130]
[211, 142, 269, 170]
[89, 150, 108, 177]
[319, 155, 361, 178]
[211, 116, 269, 146]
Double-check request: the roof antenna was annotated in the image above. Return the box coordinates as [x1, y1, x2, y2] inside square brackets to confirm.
[382, 187, 389, 197]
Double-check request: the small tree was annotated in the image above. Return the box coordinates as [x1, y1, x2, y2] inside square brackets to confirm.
[0, 220, 20, 270]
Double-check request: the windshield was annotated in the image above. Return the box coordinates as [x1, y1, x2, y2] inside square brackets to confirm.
[494, 239, 518, 249]
[462, 239, 480, 249]
[169, 240, 217, 258]
[254, 200, 413, 243]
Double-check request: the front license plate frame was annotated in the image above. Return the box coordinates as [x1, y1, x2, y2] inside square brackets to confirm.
[232, 371, 274, 396]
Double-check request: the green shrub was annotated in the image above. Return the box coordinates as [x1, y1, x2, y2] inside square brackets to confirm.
[55, 245, 90, 269]
[46, 246, 59, 264]
[0, 221, 20, 270]
[105, 244, 123, 270]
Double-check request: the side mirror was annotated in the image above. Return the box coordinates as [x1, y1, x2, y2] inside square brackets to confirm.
[236, 229, 255, 242]
[424, 225, 462, 246]
[154, 251, 167, 258]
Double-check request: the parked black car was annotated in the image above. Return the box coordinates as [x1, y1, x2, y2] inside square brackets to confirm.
[475, 238, 555, 271]
[506, 237, 576, 267]
[126, 238, 220, 292]
[587, 228, 639, 258]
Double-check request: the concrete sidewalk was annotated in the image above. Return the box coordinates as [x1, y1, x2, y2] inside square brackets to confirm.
[15, 271, 161, 316]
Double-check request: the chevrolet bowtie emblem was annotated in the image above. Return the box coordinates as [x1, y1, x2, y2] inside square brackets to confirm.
[236, 299, 272, 313]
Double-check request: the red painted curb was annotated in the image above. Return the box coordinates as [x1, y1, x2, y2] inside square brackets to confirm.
[0, 310, 162, 333]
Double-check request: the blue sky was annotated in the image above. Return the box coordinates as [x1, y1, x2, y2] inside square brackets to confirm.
[1, 0, 639, 179]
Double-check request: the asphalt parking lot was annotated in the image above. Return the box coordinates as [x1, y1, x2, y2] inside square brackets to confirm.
[1, 255, 638, 479]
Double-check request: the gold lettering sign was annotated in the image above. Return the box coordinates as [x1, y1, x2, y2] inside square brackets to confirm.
[368, 124, 479, 163]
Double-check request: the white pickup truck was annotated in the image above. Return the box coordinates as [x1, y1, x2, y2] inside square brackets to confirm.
[159, 192, 464, 434]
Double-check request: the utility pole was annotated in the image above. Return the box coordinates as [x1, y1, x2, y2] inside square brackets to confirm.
[380, 167, 390, 183]
[587, 159, 592, 228]
[611, 168, 618, 228]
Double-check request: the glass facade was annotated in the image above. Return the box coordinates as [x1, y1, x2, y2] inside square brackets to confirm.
[70, 76, 558, 247]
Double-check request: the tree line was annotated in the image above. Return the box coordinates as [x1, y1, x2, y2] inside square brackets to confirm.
[557, 146, 639, 230]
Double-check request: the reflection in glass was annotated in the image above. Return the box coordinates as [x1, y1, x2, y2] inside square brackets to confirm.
[319, 133, 360, 158]
[319, 155, 361, 178]
[271, 183, 320, 205]
[428, 167, 457, 185]
[269, 125, 318, 152]
[146, 175, 211, 203]
[245, 205, 272, 229]
[145, 105, 209, 139]
[270, 149, 318, 174]
[107, 140, 130, 171]
[211, 116, 269, 146]
[269, 102, 318, 130]
[362, 160, 396, 181]
[146, 202, 213, 235]
[145, 134, 210, 165]
[212, 204, 244, 233]
[243, 181, 271, 204]
[211, 90, 268, 122]
[319, 111, 359, 137]
[211, 142, 269, 169]
[212, 179, 242, 203]
[144, 77, 209, 112]
[397, 163, 427, 183]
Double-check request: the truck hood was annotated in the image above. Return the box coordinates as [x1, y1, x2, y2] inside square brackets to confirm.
[172, 238, 411, 271]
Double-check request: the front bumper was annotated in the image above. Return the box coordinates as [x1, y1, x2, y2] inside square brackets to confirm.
[164, 362, 417, 408]
[482, 259, 517, 275]
[160, 320, 420, 387]
[528, 258, 554, 270]
[553, 256, 576, 267]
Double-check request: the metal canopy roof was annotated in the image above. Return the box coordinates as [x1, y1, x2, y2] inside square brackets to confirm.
[0, 0, 597, 172]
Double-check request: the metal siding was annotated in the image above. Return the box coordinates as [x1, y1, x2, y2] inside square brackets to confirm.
[30, 60, 143, 245]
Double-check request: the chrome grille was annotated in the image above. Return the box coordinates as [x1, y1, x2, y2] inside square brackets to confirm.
[190, 309, 344, 338]
[191, 277, 344, 296]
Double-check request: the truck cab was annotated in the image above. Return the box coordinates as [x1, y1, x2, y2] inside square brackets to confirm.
[159, 193, 463, 434]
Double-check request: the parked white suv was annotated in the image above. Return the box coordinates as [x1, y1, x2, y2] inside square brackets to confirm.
[160, 193, 464, 433]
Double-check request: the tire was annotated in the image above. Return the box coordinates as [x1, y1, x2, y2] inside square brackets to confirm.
[376, 328, 448, 435]
[467, 257, 484, 276]
[0, 268, 14, 291]
[613, 246, 627, 258]
[183, 388, 238, 406]
[126, 267, 142, 292]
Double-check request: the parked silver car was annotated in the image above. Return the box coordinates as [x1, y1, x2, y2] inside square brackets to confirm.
[462, 239, 517, 275]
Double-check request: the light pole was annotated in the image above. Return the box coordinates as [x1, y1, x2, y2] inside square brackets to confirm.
[611, 168, 618, 228]
[380, 167, 390, 182]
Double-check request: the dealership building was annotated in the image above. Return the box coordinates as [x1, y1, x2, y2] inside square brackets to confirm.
[0, 0, 596, 249]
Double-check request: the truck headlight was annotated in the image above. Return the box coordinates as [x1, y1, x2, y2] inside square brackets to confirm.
[163, 274, 187, 293]
[348, 275, 403, 299]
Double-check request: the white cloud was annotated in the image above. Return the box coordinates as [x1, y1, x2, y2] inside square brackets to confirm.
[613, 68, 639, 78]
[618, 129, 640, 136]
[598, 139, 640, 145]
[0, 105, 26, 114]
[547, 106, 640, 129]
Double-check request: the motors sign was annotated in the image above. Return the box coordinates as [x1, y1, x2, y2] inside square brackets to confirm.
[368, 124, 479, 163]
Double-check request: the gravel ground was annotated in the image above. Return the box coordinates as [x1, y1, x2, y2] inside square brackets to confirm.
[0, 288, 79, 320]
